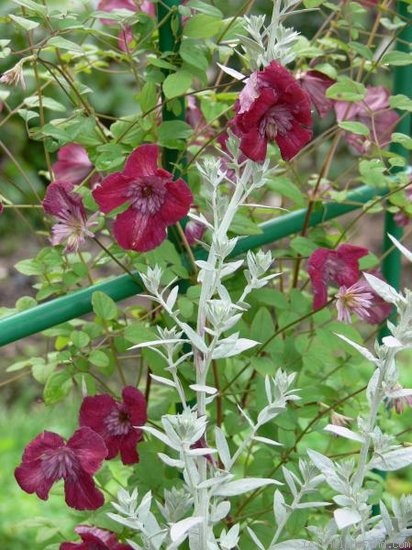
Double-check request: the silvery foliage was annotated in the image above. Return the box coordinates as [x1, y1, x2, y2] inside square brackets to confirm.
[238, 0, 301, 69]
[306, 236, 412, 549]
[109, 136, 306, 548]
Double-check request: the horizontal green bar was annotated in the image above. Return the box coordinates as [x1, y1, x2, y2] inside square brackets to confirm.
[0, 185, 389, 347]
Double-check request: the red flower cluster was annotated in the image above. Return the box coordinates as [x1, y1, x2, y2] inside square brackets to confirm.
[230, 61, 313, 162]
[15, 386, 147, 511]
[80, 386, 147, 465]
[307, 244, 392, 324]
[92, 144, 193, 252]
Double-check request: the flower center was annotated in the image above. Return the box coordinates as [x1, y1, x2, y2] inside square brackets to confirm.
[41, 447, 79, 481]
[105, 406, 131, 436]
[127, 176, 166, 215]
[264, 104, 294, 139]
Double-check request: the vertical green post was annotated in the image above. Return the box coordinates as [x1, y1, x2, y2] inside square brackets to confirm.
[157, 0, 185, 176]
[381, 2, 411, 301]
[373, 2, 412, 515]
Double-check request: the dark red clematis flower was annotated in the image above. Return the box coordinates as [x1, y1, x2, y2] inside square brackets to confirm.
[334, 86, 399, 153]
[15, 428, 107, 510]
[92, 144, 193, 252]
[79, 386, 147, 465]
[297, 70, 335, 118]
[232, 61, 312, 162]
[307, 244, 369, 309]
[43, 180, 97, 253]
[52, 144, 94, 186]
[60, 525, 132, 550]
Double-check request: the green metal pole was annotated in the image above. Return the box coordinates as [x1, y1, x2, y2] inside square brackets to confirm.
[0, 185, 390, 347]
[158, 0, 185, 176]
[373, 2, 411, 517]
[381, 2, 411, 297]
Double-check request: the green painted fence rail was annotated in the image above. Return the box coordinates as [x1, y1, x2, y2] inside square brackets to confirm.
[0, 184, 390, 347]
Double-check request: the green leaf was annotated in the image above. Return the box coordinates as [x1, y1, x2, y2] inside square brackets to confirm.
[251, 307, 275, 343]
[14, 258, 42, 276]
[9, 13, 40, 30]
[15, 296, 37, 311]
[163, 70, 192, 99]
[157, 120, 193, 148]
[391, 132, 412, 149]
[44, 370, 73, 405]
[338, 121, 370, 136]
[183, 14, 222, 39]
[290, 236, 319, 256]
[89, 349, 110, 368]
[185, 0, 223, 17]
[138, 81, 158, 113]
[95, 143, 126, 171]
[92, 291, 118, 320]
[389, 94, 412, 112]
[47, 36, 84, 54]
[326, 79, 366, 102]
[24, 95, 66, 112]
[231, 213, 262, 235]
[179, 39, 208, 71]
[12, 0, 47, 15]
[124, 322, 157, 344]
[70, 330, 90, 349]
[381, 51, 412, 66]
[303, 0, 325, 6]
[266, 176, 305, 207]
[358, 159, 387, 187]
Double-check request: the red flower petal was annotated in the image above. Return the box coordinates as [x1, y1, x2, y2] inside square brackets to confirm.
[64, 469, 105, 510]
[160, 179, 193, 225]
[52, 144, 93, 186]
[122, 386, 148, 426]
[123, 144, 161, 179]
[92, 173, 133, 213]
[79, 394, 116, 435]
[119, 435, 140, 465]
[308, 244, 368, 309]
[275, 122, 313, 161]
[231, 61, 312, 162]
[239, 127, 268, 163]
[43, 181, 84, 219]
[67, 427, 108, 475]
[20, 430, 65, 462]
[15, 460, 55, 500]
[113, 208, 167, 252]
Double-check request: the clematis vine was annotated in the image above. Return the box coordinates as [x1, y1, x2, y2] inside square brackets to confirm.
[297, 70, 335, 118]
[97, 0, 155, 52]
[92, 144, 193, 252]
[79, 386, 147, 465]
[334, 86, 399, 153]
[231, 60, 312, 162]
[52, 144, 94, 186]
[307, 244, 369, 309]
[15, 428, 107, 510]
[42, 181, 97, 253]
[60, 525, 132, 550]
